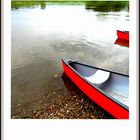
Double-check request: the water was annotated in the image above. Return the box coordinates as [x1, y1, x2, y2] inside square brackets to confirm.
[11, 2, 129, 119]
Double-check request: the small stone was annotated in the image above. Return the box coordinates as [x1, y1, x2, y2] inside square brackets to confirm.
[66, 110, 69, 113]
[91, 115, 96, 119]
[80, 99, 83, 103]
[50, 113, 53, 116]
[54, 74, 58, 77]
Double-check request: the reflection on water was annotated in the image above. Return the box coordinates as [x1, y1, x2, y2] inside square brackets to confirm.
[12, 1, 129, 12]
[11, 2, 129, 119]
[11, 1, 47, 9]
[114, 38, 129, 47]
[85, 1, 129, 12]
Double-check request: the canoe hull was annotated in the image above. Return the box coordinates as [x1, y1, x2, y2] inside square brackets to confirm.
[62, 59, 129, 119]
[117, 30, 129, 41]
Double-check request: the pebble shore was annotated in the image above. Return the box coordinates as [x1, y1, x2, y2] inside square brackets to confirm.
[11, 73, 113, 119]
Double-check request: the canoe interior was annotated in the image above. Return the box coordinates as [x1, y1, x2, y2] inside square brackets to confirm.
[69, 62, 129, 109]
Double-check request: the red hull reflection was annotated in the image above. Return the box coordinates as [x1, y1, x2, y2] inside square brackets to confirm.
[115, 38, 129, 47]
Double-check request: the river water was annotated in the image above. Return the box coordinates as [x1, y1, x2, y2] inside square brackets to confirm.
[11, 2, 129, 119]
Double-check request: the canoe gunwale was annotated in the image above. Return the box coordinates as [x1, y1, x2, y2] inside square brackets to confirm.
[62, 59, 129, 111]
[117, 30, 129, 33]
[63, 59, 129, 77]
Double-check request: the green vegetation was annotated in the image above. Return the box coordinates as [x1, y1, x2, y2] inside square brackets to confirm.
[12, 1, 44, 9]
[11, 1, 129, 12]
[11, 1, 85, 9]
[85, 1, 129, 12]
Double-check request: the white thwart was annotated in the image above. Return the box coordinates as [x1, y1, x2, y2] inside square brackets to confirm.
[85, 70, 110, 84]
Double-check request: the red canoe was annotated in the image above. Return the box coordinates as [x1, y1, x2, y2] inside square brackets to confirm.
[117, 30, 129, 41]
[62, 59, 129, 119]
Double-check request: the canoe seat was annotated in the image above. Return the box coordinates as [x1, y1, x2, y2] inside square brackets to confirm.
[85, 70, 110, 84]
